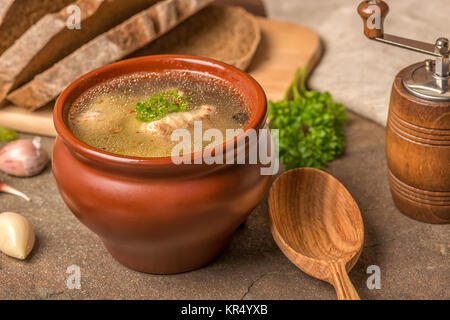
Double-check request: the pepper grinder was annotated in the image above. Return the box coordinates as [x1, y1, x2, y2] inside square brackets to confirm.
[358, 0, 450, 224]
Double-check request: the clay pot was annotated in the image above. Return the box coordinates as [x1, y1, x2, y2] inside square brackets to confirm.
[52, 55, 271, 274]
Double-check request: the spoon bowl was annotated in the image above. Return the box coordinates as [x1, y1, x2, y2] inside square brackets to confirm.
[269, 168, 364, 300]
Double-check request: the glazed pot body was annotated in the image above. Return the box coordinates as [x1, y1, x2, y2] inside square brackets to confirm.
[386, 63, 450, 224]
[53, 138, 270, 273]
[52, 55, 271, 273]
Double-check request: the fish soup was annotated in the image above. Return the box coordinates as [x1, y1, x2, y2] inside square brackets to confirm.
[68, 71, 250, 157]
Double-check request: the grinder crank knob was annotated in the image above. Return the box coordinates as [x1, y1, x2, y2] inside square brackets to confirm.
[357, 0, 389, 39]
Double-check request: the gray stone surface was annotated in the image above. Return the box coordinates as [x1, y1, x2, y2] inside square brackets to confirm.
[0, 112, 448, 299]
[263, 0, 449, 126]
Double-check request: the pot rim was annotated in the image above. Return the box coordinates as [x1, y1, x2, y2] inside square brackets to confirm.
[53, 55, 267, 169]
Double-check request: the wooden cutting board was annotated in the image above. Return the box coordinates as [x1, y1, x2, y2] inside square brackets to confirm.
[0, 17, 321, 136]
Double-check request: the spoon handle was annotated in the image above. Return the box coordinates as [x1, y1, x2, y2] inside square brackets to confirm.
[329, 262, 360, 300]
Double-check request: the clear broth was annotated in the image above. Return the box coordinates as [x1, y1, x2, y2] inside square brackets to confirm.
[68, 71, 250, 157]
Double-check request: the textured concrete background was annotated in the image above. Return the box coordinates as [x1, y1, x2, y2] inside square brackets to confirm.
[264, 0, 449, 126]
[1, 112, 448, 300]
[0, 0, 449, 300]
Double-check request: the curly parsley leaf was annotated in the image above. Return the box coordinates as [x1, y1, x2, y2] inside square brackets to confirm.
[135, 90, 190, 122]
[268, 67, 347, 170]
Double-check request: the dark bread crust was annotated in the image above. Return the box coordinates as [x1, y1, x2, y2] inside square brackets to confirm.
[132, 5, 261, 70]
[0, 0, 75, 55]
[0, 0, 158, 104]
[7, 0, 213, 111]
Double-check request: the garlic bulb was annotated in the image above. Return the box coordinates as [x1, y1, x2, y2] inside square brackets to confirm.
[0, 212, 35, 260]
[0, 137, 49, 177]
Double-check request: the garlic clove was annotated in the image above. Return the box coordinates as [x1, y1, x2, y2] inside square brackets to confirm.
[0, 212, 35, 260]
[0, 137, 49, 177]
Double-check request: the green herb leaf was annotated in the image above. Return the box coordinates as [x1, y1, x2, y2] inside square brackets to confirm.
[0, 127, 17, 142]
[135, 90, 190, 122]
[268, 67, 347, 170]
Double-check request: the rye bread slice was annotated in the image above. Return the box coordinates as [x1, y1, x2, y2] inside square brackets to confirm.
[0, 0, 75, 55]
[0, 0, 159, 105]
[7, 0, 213, 111]
[132, 5, 261, 70]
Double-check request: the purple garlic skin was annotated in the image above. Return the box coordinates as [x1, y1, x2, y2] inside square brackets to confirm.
[0, 137, 49, 177]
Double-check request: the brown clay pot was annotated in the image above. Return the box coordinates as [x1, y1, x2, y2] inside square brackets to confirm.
[52, 55, 271, 274]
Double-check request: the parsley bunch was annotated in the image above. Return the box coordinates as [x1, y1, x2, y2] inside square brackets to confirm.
[268, 68, 347, 170]
[135, 90, 190, 122]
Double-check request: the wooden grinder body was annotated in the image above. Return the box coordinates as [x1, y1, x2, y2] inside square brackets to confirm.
[386, 63, 450, 224]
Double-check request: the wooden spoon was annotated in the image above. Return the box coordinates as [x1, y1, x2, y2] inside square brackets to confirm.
[269, 168, 364, 300]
